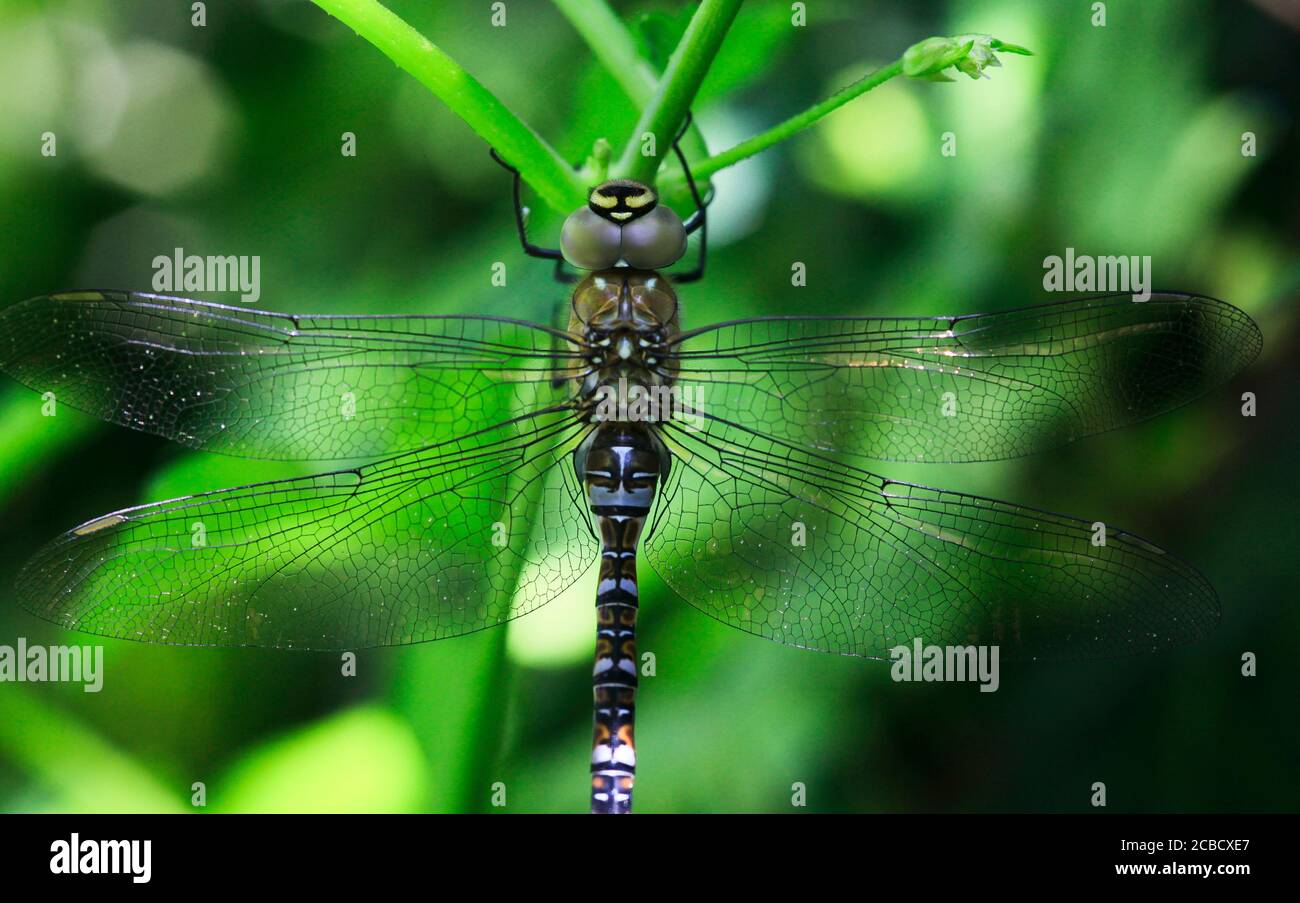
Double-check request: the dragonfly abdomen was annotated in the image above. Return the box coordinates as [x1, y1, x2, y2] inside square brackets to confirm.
[583, 423, 661, 814]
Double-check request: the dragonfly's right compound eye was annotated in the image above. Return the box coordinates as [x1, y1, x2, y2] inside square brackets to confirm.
[561, 208, 622, 270]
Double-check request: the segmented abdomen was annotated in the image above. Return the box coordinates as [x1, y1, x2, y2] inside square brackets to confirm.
[583, 424, 660, 815]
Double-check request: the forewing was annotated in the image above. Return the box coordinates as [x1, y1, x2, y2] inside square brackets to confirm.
[666, 293, 1260, 463]
[644, 415, 1218, 661]
[16, 408, 597, 649]
[0, 291, 586, 460]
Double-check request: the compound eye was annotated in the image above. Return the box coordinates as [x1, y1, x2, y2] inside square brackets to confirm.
[561, 208, 621, 270]
[620, 205, 687, 270]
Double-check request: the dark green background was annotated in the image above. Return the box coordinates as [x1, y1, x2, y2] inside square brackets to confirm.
[0, 0, 1295, 813]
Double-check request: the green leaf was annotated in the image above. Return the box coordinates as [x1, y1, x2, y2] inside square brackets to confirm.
[311, 0, 587, 213]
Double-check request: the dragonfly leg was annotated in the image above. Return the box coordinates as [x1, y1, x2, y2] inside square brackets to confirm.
[670, 112, 710, 284]
[488, 147, 565, 262]
[553, 256, 579, 285]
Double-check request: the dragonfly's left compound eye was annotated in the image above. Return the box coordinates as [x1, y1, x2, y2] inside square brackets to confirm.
[621, 206, 687, 270]
[561, 208, 622, 270]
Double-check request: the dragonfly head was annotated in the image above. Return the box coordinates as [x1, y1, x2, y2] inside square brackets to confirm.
[561, 179, 687, 271]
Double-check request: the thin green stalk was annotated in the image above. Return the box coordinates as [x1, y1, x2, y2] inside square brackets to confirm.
[614, 0, 743, 182]
[311, 0, 587, 212]
[664, 60, 905, 187]
[551, 0, 657, 106]
[552, 0, 709, 172]
[660, 33, 1030, 190]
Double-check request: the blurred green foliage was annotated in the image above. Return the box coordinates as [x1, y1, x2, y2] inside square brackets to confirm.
[0, 0, 1297, 813]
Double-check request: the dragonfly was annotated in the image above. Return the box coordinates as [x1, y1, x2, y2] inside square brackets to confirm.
[0, 123, 1261, 815]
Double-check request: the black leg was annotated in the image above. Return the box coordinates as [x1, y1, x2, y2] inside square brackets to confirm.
[553, 256, 579, 284]
[672, 113, 711, 235]
[489, 147, 564, 261]
[668, 114, 710, 283]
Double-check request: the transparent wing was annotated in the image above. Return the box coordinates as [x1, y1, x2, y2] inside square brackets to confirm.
[644, 413, 1217, 661]
[0, 291, 587, 460]
[665, 293, 1260, 463]
[16, 407, 597, 649]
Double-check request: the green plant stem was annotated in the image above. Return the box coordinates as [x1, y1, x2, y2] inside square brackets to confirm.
[615, 0, 742, 182]
[311, 0, 587, 212]
[551, 0, 657, 106]
[552, 0, 709, 173]
[662, 59, 905, 188]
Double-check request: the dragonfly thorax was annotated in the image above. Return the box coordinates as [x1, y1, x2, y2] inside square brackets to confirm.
[570, 270, 679, 334]
[570, 270, 680, 417]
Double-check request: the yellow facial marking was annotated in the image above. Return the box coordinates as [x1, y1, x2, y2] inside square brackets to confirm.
[589, 191, 617, 209]
[624, 190, 653, 209]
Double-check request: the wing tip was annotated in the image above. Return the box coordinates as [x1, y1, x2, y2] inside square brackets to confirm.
[1177, 292, 1263, 373]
